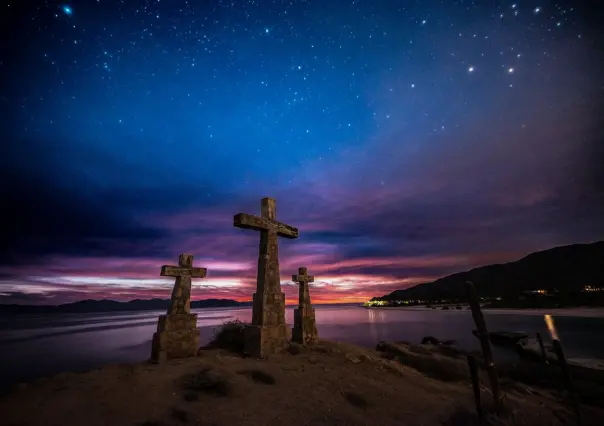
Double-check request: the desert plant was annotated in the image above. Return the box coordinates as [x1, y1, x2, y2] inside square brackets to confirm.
[207, 319, 247, 353]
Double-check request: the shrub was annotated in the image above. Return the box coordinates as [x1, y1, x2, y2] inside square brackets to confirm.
[237, 369, 276, 385]
[207, 319, 247, 353]
[182, 367, 233, 397]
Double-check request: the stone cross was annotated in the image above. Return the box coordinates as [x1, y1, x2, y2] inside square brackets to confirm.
[160, 253, 207, 315]
[150, 253, 207, 363]
[234, 197, 299, 357]
[292, 266, 319, 345]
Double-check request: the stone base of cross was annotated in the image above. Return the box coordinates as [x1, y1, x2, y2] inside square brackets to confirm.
[243, 290, 292, 357]
[150, 254, 207, 363]
[151, 314, 200, 363]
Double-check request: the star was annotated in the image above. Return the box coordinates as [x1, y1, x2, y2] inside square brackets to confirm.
[62, 5, 73, 16]
[468, 66, 475, 73]
[534, 7, 541, 14]
[507, 67, 515, 74]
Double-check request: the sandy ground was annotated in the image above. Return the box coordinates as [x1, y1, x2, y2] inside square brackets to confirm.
[377, 306, 604, 318]
[2, 340, 603, 426]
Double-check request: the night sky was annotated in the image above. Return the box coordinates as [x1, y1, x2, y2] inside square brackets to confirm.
[1, 1, 603, 305]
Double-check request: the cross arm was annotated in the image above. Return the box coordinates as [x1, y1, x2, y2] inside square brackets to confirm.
[275, 222, 299, 239]
[234, 213, 268, 232]
[161, 265, 207, 278]
[233, 213, 299, 239]
[293, 274, 314, 283]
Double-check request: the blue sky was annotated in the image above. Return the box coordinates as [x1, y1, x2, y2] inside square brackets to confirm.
[0, 1, 602, 304]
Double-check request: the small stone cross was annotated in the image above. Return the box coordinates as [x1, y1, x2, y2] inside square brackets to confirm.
[293, 267, 314, 310]
[160, 253, 207, 315]
[292, 266, 319, 345]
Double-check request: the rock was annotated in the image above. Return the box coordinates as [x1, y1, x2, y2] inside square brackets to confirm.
[567, 358, 604, 371]
[358, 353, 375, 362]
[421, 336, 440, 345]
[421, 336, 458, 347]
[288, 342, 303, 355]
[515, 337, 556, 363]
[345, 353, 362, 364]
[473, 330, 529, 348]
[311, 344, 330, 353]
[376, 341, 469, 382]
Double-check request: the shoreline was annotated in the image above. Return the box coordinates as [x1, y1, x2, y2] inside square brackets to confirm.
[367, 305, 604, 318]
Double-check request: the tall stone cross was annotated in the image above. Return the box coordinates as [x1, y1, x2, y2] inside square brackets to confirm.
[150, 253, 207, 363]
[292, 267, 319, 345]
[234, 197, 299, 356]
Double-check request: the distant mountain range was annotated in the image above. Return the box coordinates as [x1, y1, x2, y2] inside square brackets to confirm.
[375, 241, 604, 302]
[0, 298, 251, 315]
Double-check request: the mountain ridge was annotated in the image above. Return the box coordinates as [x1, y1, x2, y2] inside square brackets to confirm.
[375, 240, 604, 302]
[0, 298, 251, 315]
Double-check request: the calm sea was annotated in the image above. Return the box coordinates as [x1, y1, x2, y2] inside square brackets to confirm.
[1, 305, 603, 390]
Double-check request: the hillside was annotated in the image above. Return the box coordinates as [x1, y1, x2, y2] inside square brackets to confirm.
[0, 298, 250, 315]
[377, 241, 604, 302]
[3, 340, 602, 426]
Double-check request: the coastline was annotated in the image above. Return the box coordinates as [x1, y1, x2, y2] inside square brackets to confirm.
[367, 305, 604, 318]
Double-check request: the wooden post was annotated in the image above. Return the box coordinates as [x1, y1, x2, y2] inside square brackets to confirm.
[465, 281, 502, 409]
[536, 332, 548, 364]
[467, 354, 485, 425]
[552, 339, 582, 426]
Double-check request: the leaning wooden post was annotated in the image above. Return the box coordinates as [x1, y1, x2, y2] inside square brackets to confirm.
[467, 354, 485, 425]
[465, 281, 502, 409]
[545, 315, 582, 426]
[536, 332, 548, 364]
[552, 340, 582, 426]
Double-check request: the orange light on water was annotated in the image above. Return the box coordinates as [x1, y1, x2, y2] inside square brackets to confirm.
[544, 314, 559, 341]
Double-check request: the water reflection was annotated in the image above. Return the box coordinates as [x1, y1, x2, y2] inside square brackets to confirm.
[0, 305, 603, 390]
[367, 308, 386, 342]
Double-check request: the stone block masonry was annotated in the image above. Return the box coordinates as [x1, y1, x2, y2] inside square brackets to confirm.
[292, 266, 319, 345]
[150, 254, 207, 363]
[234, 197, 299, 357]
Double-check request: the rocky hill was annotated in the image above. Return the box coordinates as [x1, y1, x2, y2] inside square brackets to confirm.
[376, 241, 604, 302]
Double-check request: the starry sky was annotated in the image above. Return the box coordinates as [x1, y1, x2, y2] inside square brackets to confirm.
[1, 0, 603, 305]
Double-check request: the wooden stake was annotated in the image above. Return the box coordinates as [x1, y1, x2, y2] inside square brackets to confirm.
[465, 281, 502, 409]
[552, 339, 582, 426]
[467, 354, 485, 425]
[536, 332, 548, 364]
